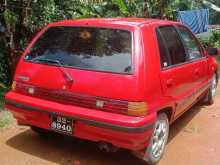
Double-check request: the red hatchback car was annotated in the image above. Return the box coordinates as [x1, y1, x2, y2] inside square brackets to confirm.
[5, 18, 219, 164]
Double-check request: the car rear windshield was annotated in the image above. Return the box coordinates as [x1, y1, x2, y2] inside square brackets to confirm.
[25, 26, 132, 74]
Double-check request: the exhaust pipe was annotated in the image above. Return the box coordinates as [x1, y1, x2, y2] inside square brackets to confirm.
[98, 142, 118, 153]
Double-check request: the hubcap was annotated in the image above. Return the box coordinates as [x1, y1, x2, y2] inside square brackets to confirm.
[151, 120, 168, 158]
[211, 75, 217, 98]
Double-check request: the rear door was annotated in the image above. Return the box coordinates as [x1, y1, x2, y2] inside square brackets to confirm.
[176, 25, 208, 98]
[15, 26, 143, 102]
[156, 26, 200, 118]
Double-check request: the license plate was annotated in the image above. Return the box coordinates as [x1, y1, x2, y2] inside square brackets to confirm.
[50, 115, 73, 134]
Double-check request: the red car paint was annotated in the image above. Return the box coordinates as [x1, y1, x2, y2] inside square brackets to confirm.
[5, 18, 218, 152]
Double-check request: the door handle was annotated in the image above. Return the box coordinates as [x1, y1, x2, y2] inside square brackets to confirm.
[166, 79, 173, 88]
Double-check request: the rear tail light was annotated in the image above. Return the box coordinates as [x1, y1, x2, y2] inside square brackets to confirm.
[128, 102, 148, 116]
[13, 82, 148, 116]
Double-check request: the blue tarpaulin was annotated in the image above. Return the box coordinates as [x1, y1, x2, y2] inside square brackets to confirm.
[178, 9, 209, 34]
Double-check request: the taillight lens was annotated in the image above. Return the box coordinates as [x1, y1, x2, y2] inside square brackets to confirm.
[128, 102, 148, 116]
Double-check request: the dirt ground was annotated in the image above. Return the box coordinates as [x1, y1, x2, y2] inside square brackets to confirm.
[0, 88, 220, 165]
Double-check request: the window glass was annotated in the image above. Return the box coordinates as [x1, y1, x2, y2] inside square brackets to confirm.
[25, 26, 132, 74]
[178, 26, 202, 60]
[159, 26, 187, 65]
[156, 30, 171, 68]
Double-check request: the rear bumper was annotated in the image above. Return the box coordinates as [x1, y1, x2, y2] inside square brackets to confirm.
[5, 92, 156, 150]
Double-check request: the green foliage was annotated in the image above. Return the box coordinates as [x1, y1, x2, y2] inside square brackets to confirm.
[0, 83, 8, 108]
[210, 29, 220, 48]
[0, 35, 10, 89]
[3, 9, 18, 29]
[0, 69, 9, 106]
[112, 0, 129, 16]
[199, 37, 210, 49]
[28, 0, 59, 32]
[199, 29, 220, 49]
[1, 0, 213, 39]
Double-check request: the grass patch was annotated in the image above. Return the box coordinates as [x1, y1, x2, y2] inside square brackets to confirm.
[0, 86, 12, 128]
[0, 110, 12, 128]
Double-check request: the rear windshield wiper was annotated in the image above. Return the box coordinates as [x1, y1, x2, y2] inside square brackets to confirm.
[32, 58, 73, 84]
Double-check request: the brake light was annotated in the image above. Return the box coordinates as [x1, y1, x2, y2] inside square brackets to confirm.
[128, 102, 148, 116]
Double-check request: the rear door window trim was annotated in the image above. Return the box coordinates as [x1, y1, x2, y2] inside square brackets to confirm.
[174, 25, 205, 60]
[156, 25, 206, 71]
[156, 25, 188, 70]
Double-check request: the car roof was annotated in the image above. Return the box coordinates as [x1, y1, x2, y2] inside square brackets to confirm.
[49, 18, 179, 28]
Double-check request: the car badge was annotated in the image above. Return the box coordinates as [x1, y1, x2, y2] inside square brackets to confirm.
[28, 87, 35, 94]
[96, 100, 104, 108]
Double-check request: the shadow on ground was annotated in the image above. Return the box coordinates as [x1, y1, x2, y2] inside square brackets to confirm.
[6, 129, 144, 165]
[6, 103, 206, 165]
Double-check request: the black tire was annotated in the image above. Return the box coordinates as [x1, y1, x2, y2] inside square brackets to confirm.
[142, 113, 169, 165]
[203, 74, 218, 105]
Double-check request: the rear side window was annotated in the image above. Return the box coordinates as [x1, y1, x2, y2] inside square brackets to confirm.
[25, 26, 132, 74]
[157, 26, 187, 67]
[177, 26, 203, 60]
[156, 30, 171, 68]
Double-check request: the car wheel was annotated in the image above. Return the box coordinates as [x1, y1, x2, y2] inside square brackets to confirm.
[203, 74, 217, 105]
[143, 113, 169, 165]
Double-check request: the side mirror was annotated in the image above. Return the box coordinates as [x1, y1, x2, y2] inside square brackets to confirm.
[208, 48, 220, 56]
